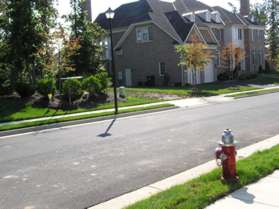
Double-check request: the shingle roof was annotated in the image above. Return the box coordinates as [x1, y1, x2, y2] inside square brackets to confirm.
[181, 0, 212, 12]
[213, 6, 242, 25]
[95, 0, 152, 29]
[165, 11, 194, 41]
[239, 16, 264, 26]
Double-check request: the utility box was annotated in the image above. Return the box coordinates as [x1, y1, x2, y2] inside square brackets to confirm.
[119, 86, 126, 98]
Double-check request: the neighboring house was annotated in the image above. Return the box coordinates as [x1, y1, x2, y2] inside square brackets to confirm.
[95, 0, 265, 86]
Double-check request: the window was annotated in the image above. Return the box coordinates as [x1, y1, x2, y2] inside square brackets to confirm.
[136, 26, 151, 42]
[238, 28, 242, 40]
[159, 62, 166, 76]
[205, 11, 211, 22]
[252, 30, 259, 41]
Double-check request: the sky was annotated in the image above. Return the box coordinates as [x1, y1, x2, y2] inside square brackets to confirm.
[57, 0, 263, 21]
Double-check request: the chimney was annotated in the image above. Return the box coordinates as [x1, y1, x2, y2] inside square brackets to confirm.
[240, 0, 250, 16]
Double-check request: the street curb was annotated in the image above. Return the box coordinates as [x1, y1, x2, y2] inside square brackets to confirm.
[0, 106, 177, 138]
[87, 135, 279, 209]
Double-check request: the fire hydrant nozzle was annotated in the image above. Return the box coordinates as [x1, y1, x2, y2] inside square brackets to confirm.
[215, 129, 239, 182]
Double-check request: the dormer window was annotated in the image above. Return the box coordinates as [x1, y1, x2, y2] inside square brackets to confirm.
[183, 12, 195, 22]
[205, 11, 211, 22]
[189, 14, 195, 22]
[211, 11, 221, 23]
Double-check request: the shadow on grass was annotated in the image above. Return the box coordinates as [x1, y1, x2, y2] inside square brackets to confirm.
[0, 98, 26, 122]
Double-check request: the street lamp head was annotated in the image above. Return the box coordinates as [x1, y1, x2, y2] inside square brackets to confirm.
[105, 7, 115, 20]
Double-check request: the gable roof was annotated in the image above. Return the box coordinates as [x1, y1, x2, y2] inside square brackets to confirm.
[180, 0, 212, 12]
[165, 11, 194, 41]
[212, 6, 243, 25]
[95, 0, 152, 29]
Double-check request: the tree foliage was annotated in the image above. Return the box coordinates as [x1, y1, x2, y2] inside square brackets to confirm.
[220, 43, 245, 79]
[176, 36, 212, 85]
[252, 0, 279, 67]
[67, 0, 105, 75]
[3, 0, 57, 86]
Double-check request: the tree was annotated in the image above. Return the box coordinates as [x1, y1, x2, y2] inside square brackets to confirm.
[176, 36, 212, 89]
[4, 0, 57, 87]
[267, 0, 279, 67]
[251, 3, 268, 25]
[220, 43, 245, 80]
[67, 0, 105, 75]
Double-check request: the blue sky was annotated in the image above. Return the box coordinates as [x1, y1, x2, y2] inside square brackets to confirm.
[57, 0, 262, 21]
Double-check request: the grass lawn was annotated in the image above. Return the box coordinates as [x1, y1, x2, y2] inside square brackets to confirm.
[126, 144, 279, 209]
[0, 103, 174, 132]
[229, 88, 279, 99]
[125, 82, 258, 98]
[0, 97, 161, 123]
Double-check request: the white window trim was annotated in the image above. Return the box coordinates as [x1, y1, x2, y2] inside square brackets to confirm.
[136, 26, 151, 43]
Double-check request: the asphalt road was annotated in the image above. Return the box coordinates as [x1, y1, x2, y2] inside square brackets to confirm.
[1, 93, 279, 209]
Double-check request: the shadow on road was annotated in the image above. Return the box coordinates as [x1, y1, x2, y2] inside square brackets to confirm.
[98, 117, 117, 138]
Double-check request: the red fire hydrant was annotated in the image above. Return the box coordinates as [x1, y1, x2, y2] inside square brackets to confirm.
[215, 129, 239, 182]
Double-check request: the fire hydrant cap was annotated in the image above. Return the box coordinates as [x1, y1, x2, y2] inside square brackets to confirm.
[221, 129, 235, 145]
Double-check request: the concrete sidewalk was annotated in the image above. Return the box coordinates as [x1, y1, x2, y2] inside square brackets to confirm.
[88, 135, 279, 209]
[206, 171, 279, 209]
[1, 85, 278, 127]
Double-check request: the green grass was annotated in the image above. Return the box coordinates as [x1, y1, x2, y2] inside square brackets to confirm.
[126, 144, 279, 209]
[0, 97, 161, 123]
[124, 83, 258, 98]
[0, 104, 174, 132]
[229, 88, 279, 99]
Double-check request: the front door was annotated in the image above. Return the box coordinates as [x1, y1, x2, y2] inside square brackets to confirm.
[125, 69, 132, 86]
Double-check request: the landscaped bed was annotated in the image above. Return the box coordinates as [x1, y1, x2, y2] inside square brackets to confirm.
[126, 144, 279, 209]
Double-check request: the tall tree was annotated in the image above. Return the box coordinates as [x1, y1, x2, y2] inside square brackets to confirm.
[251, 3, 268, 25]
[68, 0, 104, 75]
[5, 0, 57, 86]
[267, 0, 279, 67]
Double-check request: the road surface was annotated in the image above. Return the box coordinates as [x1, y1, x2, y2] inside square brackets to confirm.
[1, 93, 279, 209]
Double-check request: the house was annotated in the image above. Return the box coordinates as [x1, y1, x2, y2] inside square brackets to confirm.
[95, 0, 265, 86]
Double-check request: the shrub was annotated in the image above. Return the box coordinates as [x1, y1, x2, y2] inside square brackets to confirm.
[0, 66, 12, 96]
[218, 72, 230, 81]
[62, 79, 82, 102]
[95, 69, 111, 93]
[0, 80, 12, 96]
[82, 76, 101, 95]
[37, 78, 55, 98]
[239, 73, 257, 80]
[15, 81, 35, 98]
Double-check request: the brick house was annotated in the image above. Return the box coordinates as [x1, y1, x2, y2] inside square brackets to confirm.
[95, 0, 265, 86]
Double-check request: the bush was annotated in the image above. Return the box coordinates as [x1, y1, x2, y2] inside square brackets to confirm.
[95, 69, 110, 93]
[15, 82, 35, 98]
[37, 78, 55, 98]
[62, 79, 82, 102]
[82, 76, 102, 95]
[0, 80, 12, 96]
[218, 72, 230, 81]
[239, 73, 257, 81]
[0, 66, 12, 96]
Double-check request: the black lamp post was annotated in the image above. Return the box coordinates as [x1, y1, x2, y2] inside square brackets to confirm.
[105, 7, 118, 114]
